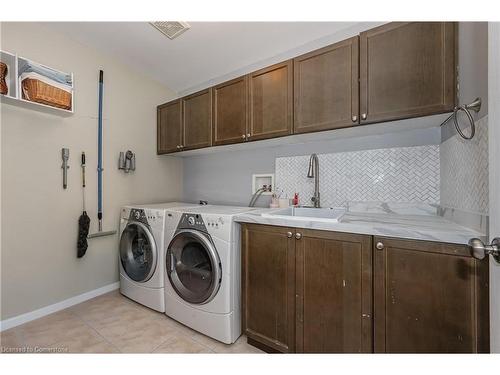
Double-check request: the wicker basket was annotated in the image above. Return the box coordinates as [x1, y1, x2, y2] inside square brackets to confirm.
[0, 62, 7, 95]
[21, 78, 72, 110]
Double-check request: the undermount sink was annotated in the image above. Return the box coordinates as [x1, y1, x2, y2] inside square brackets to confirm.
[262, 206, 346, 223]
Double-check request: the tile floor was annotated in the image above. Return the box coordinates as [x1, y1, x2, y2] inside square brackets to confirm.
[0, 290, 263, 354]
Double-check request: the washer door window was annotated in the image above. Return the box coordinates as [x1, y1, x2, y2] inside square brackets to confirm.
[167, 229, 221, 305]
[120, 221, 157, 282]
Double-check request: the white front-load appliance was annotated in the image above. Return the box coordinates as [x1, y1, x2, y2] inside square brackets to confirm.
[164, 205, 255, 344]
[119, 202, 198, 312]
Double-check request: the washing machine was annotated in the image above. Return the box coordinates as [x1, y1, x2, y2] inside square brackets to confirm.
[119, 202, 198, 312]
[164, 205, 256, 344]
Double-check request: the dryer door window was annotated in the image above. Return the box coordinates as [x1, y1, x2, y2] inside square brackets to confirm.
[120, 221, 157, 282]
[167, 229, 221, 305]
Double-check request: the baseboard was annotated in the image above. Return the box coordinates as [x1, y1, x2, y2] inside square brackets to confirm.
[0, 281, 119, 332]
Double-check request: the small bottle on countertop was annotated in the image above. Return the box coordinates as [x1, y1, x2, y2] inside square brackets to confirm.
[292, 192, 299, 206]
[270, 192, 279, 208]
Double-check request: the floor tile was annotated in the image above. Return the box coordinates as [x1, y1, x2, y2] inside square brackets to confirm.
[0, 328, 25, 352]
[152, 335, 213, 353]
[52, 328, 118, 353]
[74, 293, 165, 331]
[160, 316, 201, 337]
[190, 333, 263, 354]
[17, 310, 90, 348]
[1, 291, 265, 354]
[95, 315, 183, 353]
[210, 335, 264, 354]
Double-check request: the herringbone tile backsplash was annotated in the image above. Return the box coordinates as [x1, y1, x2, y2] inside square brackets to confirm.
[440, 116, 489, 214]
[275, 117, 489, 214]
[276, 145, 440, 208]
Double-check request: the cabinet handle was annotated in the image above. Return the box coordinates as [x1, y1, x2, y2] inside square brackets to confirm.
[376, 241, 384, 250]
[352, 115, 358, 122]
[286, 231, 293, 238]
[295, 233, 302, 240]
[361, 113, 367, 120]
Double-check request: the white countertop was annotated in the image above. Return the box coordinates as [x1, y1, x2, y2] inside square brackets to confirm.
[234, 203, 486, 245]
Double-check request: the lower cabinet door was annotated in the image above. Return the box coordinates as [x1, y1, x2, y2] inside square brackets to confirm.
[241, 224, 296, 353]
[373, 237, 490, 353]
[295, 230, 373, 353]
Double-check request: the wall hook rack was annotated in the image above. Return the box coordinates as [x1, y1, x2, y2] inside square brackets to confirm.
[61, 148, 69, 189]
[118, 150, 136, 173]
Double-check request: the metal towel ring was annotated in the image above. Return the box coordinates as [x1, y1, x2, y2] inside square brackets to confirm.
[440, 97, 481, 140]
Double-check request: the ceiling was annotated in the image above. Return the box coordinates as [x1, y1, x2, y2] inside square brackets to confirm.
[44, 22, 361, 94]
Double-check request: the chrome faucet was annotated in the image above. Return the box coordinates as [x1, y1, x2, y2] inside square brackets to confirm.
[307, 153, 320, 208]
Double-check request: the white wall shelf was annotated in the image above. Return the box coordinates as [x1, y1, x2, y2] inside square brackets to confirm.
[1, 50, 17, 100]
[0, 50, 74, 115]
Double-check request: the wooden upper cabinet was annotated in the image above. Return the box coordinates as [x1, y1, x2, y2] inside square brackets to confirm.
[295, 230, 372, 353]
[241, 224, 296, 353]
[212, 76, 248, 146]
[294, 36, 359, 134]
[373, 237, 489, 353]
[157, 100, 182, 154]
[360, 22, 457, 124]
[248, 61, 293, 141]
[155, 22, 460, 154]
[182, 89, 212, 151]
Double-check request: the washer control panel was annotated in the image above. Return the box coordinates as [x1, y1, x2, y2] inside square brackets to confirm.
[125, 208, 162, 225]
[206, 216, 224, 229]
[177, 213, 208, 233]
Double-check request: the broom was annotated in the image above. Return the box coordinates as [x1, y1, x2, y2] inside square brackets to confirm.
[77, 152, 90, 258]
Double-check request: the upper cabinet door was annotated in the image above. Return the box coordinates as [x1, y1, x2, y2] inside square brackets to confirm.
[360, 22, 457, 124]
[212, 76, 248, 146]
[294, 36, 359, 134]
[157, 100, 182, 154]
[182, 89, 212, 151]
[248, 61, 293, 141]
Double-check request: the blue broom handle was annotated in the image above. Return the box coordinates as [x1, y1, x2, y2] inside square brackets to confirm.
[97, 70, 103, 221]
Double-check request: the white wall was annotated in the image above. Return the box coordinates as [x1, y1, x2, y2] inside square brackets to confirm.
[487, 21, 500, 354]
[0, 22, 183, 320]
[440, 23, 489, 224]
[458, 22, 489, 118]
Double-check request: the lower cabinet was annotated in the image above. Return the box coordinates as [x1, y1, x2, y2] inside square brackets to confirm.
[295, 229, 372, 353]
[241, 224, 490, 353]
[241, 224, 296, 353]
[373, 236, 490, 353]
[241, 224, 372, 353]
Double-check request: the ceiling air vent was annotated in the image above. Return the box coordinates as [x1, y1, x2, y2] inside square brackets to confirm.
[150, 21, 191, 40]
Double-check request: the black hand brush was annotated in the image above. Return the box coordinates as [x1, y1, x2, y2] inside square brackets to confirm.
[77, 152, 90, 258]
